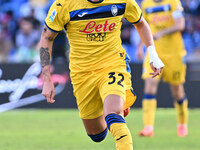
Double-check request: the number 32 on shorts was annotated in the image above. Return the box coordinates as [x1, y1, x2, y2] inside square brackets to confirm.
[108, 72, 124, 87]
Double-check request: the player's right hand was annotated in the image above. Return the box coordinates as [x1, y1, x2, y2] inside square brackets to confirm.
[42, 80, 55, 104]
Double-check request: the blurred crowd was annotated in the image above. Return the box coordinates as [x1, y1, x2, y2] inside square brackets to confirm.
[123, 0, 200, 62]
[0, 0, 199, 63]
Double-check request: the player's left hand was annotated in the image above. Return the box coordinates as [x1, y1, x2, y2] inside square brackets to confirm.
[147, 46, 164, 78]
[150, 62, 163, 78]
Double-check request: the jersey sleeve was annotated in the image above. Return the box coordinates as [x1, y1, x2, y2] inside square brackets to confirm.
[124, 0, 142, 24]
[45, 0, 69, 32]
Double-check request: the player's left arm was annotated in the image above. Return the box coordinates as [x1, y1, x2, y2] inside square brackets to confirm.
[124, 0, 164, 78]
[134, 17, 164, 78]
[153, 2, 185, 40]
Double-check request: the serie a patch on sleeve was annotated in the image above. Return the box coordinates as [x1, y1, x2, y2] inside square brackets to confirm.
[49, 9, 57, 22]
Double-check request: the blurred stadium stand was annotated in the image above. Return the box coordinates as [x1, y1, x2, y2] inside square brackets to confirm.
[0, 0, 199, 63]
[0, 0, 199, 111]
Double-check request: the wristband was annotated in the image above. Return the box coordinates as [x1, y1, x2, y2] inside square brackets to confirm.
[147, 45, 164, 68]
[147, 45, 158, 63]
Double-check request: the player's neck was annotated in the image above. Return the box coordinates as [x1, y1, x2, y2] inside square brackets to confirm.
[154, 0, 162, 3]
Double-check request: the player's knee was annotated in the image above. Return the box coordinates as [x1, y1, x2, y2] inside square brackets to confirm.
[172, 89, 185, 100]
[176, 96, 187, 105]
[145, 84, 157, 95]
[171, 84, 185, 100]
[174, 94, 184, 101]
[88, 128, 108, 143]
[145, 84, 155, 94]
[144, 78, 158, 94]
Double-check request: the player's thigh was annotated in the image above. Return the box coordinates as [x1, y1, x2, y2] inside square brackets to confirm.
[98, 66, 129, 116]
[82, 115, 107, 135]
[170, 84, 185, 100]
[162, 56, 186, 85]
[70, 71, 104, 120]
[104, 94, 125, 116]
[99, 69, 127, 100]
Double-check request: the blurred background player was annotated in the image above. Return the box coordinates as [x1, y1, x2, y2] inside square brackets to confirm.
[40, 0, 163, 149]
[137, 0, 188, 137]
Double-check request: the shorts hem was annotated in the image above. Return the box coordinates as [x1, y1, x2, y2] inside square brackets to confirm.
[80, 111, 104, 120]
[142, 74, 161, 80]
[162, 79, 185, 85]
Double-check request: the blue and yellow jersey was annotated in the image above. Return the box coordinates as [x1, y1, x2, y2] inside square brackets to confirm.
[45, 0, 142, 72]
[142, 0, 186, 58]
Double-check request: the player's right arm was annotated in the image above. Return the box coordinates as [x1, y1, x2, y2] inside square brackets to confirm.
[40, 0, 68, 103]
[39, 26, 58, 104]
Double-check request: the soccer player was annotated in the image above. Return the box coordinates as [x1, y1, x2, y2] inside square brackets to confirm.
[137, 0, 188, 137]
[39, 0, 164, 149]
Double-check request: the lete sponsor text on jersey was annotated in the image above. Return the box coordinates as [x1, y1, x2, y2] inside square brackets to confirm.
[80, 20, 116, 34]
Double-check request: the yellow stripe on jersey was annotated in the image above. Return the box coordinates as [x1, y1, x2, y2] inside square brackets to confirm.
[45, 0, 142, 72]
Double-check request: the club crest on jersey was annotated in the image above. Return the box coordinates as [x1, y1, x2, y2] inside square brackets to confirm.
[111, 5, 118, 16]
[49, 9, 57, 22]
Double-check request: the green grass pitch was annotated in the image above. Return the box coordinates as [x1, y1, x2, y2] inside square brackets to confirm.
[0, 109, 199, 150]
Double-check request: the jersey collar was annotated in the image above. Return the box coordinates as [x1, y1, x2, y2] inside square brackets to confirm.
[154, 0, 163, 2]
[87, 0, 104, 4]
